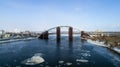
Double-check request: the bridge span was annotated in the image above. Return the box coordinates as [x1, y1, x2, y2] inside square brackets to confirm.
[38, 26, 89, 42]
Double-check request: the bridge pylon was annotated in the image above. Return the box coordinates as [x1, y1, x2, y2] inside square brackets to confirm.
[39, 31, 48, 39]
[56, 27, 61, 42]
[69, 27, 73, 42]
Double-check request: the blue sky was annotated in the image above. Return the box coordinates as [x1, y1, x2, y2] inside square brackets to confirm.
[0, 0, 120, 31]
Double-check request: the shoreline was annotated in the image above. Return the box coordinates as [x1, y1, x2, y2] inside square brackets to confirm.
[0, 37, 36, 44]
[87, 39, 120, 55]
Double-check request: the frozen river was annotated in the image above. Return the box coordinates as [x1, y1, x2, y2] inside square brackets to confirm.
[0, 36, 120, 67]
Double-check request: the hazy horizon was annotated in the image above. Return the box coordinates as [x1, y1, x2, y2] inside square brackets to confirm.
[0, 0, 120, 31]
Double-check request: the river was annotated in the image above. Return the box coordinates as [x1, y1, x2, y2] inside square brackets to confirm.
[0, 36, 120, 67]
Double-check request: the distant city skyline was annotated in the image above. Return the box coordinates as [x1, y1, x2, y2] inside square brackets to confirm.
[0, 0, 120, 31]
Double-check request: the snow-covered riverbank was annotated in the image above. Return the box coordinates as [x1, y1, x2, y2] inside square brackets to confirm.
[113, 47, 120, 54]
[0, 37, 36, 44]
[87, 39, 108, 47]
[87, 39, 120, 54]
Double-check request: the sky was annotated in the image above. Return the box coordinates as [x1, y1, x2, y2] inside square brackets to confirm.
[0, 0, 120, 32]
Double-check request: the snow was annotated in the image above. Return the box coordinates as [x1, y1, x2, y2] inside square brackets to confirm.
[87, 39, 107, 47]
[21, 53, 45, 65]
[81, 53, 91, 57]
[66, 62, 72, 66]
[87, 39, 120, 54]
[113, 47, 120, 53]
[76, 59, 88, 63]
[58, 61, 64, 64]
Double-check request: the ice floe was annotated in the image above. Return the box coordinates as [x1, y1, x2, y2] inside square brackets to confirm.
[21, 53, 45, 65]
[81, 53, 91, 57]
[58, 61, 64, 64]
[16, 66, 21, 67]
[76, 59, 88, 63]
[66, 62, 72, 66]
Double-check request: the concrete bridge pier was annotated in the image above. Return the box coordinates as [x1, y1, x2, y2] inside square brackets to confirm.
[39, 34, 44, 39]
[43, 31, 48, 39]
[69, 27, 73, 42]
[39, 31, 48, 39]
[56, 27, 61, 42]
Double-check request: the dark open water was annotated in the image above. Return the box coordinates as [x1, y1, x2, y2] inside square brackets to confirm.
[0, 36, 120, 67]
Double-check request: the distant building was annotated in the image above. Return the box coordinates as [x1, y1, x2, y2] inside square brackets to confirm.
[24, 31, 31, 34]
[0, 30, 5, 38]
[22, 31, 31, 37]
[0, 30, 4, 35]
[4, 34, 11, 39]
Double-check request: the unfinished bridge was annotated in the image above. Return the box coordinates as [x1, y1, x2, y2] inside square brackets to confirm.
[38, 26, 89, 42]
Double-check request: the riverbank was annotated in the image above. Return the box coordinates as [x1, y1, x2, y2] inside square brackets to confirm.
[0, 37, 36, 44]
[87, 36, 120, 54]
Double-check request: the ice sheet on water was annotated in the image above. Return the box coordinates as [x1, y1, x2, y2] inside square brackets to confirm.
[21, 53, 45, 65]
[86, 50, 90, 53]
[80, 50, 91, 53]
[58, 61, 64, 64]
[66, 62, 72, 66]
[76, 59, 88, 63]
[81, 53, 91, 57]
[16, 66, 21, 67]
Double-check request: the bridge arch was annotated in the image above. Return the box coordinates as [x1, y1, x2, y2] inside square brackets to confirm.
[38, 26, 89, 42]
[40, 26, 81, 35]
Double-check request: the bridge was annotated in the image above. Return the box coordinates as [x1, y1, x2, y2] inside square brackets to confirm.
[38, 26, 89, 42]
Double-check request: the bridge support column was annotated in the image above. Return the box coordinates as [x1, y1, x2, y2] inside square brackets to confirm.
[39, 34, 44, 39]
[39, 31, 48, 39]
[44, 31, 48, 39]
[56, 27, 61, 42]
[69, 27, 73, 42]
